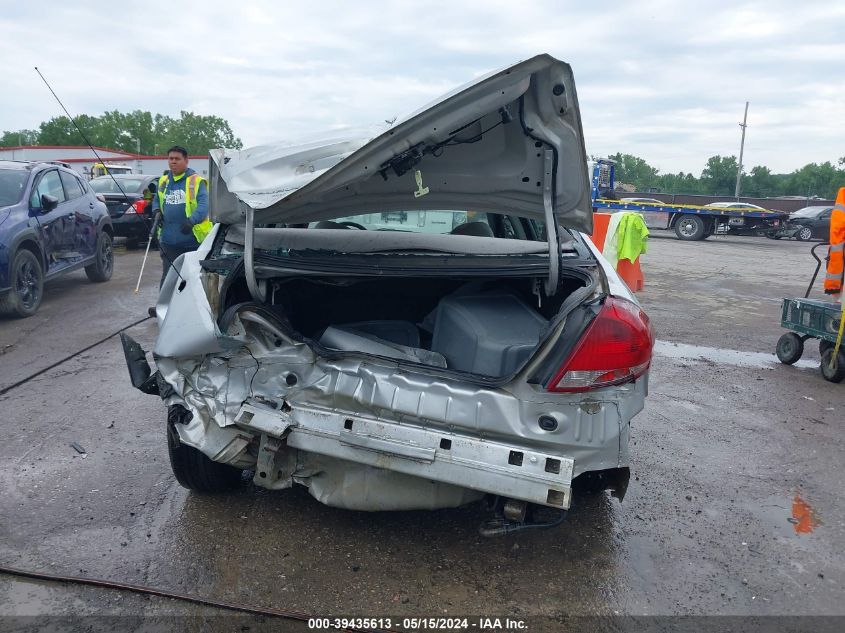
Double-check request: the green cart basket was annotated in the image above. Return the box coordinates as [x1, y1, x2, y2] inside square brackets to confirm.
[776, 243, 845, 382]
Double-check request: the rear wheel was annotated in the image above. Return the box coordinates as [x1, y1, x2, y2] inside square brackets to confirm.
[0, 250, 44, 318]
[674, 215, 707, 241]
[776, 332, 804, 364]
[85, 232, 114, 282]
[167, 406, 243, 492]
[820, 348, 845, 383]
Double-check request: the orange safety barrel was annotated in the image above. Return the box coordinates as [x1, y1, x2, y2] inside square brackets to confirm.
[587, 212, 645, 292]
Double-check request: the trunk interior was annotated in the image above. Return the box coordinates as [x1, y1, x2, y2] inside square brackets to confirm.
[222, 274, 589, 378]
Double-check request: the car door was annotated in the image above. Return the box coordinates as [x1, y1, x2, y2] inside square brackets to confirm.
[59, 169, 96, 258]
[29, 169, 73, 273]
[815, 208, 833, 240]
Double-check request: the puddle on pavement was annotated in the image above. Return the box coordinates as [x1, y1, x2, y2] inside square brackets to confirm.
[789, 494, 821, 534]
[653, 340, 818, 369]
[755, 493, 822, 538]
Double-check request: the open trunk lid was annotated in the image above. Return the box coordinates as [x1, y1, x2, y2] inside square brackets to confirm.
[208, 54, 592, 234]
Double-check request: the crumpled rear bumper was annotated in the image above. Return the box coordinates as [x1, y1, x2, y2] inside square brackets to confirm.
[236, 401, 575, 509]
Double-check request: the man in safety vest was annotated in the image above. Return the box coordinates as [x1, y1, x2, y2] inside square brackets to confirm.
[824, 187, 845, 299]
[153, 146, 213, 291]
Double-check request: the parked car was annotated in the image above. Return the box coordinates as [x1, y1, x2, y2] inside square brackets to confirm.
[702, 201, 784, 236]
[775, 206, 834, 241]
[121, 55, 654, 533]
[89, 174, 158, 248]
[0, 160, 114, 317]
[702, 201, 768, 212]
[619, 197, 664, 205]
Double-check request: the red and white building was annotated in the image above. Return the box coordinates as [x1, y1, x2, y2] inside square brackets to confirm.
[0, 145, 210, 178]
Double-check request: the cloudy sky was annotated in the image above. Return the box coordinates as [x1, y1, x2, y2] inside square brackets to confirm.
[2, 0, 843, 175]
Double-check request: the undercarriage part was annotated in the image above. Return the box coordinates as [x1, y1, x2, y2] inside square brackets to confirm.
[478, 499, 567, 538]
[503, 499, 528, 522]
[253, 434, 296, 490]
[572, 467, 630, 501]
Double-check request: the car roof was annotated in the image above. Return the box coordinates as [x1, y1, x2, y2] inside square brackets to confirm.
[794, 206, 832, 212]
[0, 160, 37, 171]
[706, 201, 762, 207]
[0, 160, 80, 174]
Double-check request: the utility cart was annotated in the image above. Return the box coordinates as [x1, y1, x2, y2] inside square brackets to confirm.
[776, 243, 845, 382]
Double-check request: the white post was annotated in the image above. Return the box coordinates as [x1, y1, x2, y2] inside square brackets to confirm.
[735, 101, 749, 200]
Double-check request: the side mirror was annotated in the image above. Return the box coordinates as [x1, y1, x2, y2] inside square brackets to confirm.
[147, 182, 157, 194]
[40, 194, 59, 212]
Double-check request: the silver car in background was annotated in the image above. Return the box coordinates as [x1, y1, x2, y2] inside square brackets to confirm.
[122, 54, 653, 534]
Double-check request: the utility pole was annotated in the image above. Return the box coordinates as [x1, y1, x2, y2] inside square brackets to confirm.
[734, 101, 749, 200]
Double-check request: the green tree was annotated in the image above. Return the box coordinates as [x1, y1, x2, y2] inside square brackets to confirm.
[0, 129, 39, 146]
[657, 171, 704, 195]
[606, 153, 660, 190]
[744, 165, 780, 197]
[700, 155, 740, 195]
[783, 162, 844, 199]
[157, 111, 242, 155]
[36, 114, 101, 145]
[26, 110, 242, 155]
[94, 110, 158, 154]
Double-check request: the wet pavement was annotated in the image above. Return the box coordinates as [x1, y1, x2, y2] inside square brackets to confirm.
[0, 235, 842, 628]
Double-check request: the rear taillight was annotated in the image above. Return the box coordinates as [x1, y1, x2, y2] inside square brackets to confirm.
[129, 199, 148, 214]
[547, 296, 654, 393]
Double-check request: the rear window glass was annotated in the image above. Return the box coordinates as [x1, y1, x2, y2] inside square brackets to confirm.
[89, 177, 149, 194]
[791, 207, 827, 218]
[310, 211, 486, 235]
[0, 169, 29, 206]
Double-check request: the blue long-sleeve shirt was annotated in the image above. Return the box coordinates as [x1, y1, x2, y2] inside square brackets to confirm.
[153, 168, 209, 247]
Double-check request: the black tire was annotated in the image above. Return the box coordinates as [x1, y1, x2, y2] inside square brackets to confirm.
[820, 340, 833, 356]
[85, 232, 114, 282]
[796, 227, 813, 242]
[776, 332, 804, 365]
[820, 348, 845, 383]
[167, 406, 243, 493]
[674, 215, 707, 241]
[0, 249, 44, 318]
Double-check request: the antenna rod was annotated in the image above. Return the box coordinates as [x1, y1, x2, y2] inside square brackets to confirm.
[34, 66, 184, 284]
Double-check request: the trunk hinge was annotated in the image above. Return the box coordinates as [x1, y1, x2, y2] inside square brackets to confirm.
[543, 149, 559, 296]
[244, 204, 266, 302]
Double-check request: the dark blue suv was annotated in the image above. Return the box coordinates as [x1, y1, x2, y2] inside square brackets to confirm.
[0, 160, 114, 317]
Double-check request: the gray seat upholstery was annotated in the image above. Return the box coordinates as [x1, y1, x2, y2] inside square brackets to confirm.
[450, 221, 494, 237]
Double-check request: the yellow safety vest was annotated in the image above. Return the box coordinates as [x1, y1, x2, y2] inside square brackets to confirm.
[157, 172, 213, 244]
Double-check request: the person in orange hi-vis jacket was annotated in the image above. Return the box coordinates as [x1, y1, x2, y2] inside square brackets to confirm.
[824, 187, 845, 298]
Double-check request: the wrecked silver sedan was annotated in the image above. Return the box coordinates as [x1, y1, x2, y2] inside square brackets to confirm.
[122, 54, 653, 533]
